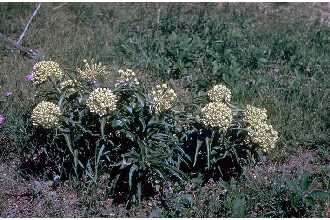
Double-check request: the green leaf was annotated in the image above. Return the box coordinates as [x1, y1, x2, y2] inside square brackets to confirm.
[300, 174, 312, 191]
[309, 190, 330, 201]
[231, 197, 246, 217]
[96, 144, 105, 167]
[139, 117, 146, 132]
[205, 131, 214, 169]
[63, 133, 73, 155]
[125, 105, 133, 113]
[112, 119, 124, 128]
[124, 130, 135, 142]
[137, 182, 142, 203]
[193, 139, 203, 167]
[135, 93, 145, 107]
[129, 164, 138, 191]
[100, 117, 106, 139]
[205, 137, 211, 169]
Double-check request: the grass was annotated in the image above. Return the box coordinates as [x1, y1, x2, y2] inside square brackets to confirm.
[0, 2, 329, 217]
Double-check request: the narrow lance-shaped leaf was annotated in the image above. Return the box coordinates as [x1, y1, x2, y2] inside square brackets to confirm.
[193, 139, 203, 167]
[129, 164, 138, 191]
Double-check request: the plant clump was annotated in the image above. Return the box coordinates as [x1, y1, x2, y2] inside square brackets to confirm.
[22, 60, 280, 205]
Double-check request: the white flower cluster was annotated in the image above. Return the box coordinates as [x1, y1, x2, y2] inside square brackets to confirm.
[207, 84, 231, 102]
[86, 88, 118, 116]
[200, 84, 233, 131]
[244, 105, 279, 151]
[31, 101, 61, 129]
[77, 59, 106, 81]
[115, 69, 140, 87]
[200, 102, 233, 131]
[32, 61, 63, 85]
[151, 84, 177, 113]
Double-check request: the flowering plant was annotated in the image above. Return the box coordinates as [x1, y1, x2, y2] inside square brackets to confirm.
[177, 84, 278, 181]
[24, 60, 186, 204]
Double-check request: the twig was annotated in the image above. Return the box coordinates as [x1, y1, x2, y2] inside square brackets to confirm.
[0, 32, 42, 60]
[17, 3, 41, 45]
[157, 7, 161, 25]
[52, 2, 68, 11]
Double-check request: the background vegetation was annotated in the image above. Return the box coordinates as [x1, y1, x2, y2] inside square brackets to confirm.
[0, 2, 329, 217]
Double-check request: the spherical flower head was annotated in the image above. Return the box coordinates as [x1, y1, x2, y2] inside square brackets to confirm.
[244, 105, 268, 127]
[200, 102, 233, 131]
[77, 59, 106, 81]
[60, 79, 78, 93]
[31, 101, 61, 129]
[0, 114, 6, 126]
[31, 61, 63, 85]
[248, 123, 279, 152]
[151, 84, 177, 113]
[208, 84, 232, 102]
[116, 69, 140, 87]
[86, 88, 118, 116]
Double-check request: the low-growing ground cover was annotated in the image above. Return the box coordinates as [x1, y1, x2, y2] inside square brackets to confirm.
[0, 2, 329, 217]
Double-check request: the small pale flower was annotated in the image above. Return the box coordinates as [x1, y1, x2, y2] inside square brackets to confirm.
[0, 115, 6, 126]
[4, 91, 13, 97]
[207, 84, 232, 102]
[151, 84, 177, 113]
[78, 59, 107, 81]
[25, 73, 33, 81]
[200, 102, 233, 131]
[31, 61, 63, 85]
[31, 101, 61, 129]
[86, 88, 118, 116]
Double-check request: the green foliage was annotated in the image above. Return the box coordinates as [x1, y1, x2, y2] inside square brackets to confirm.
[161, 160, 329, 217]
